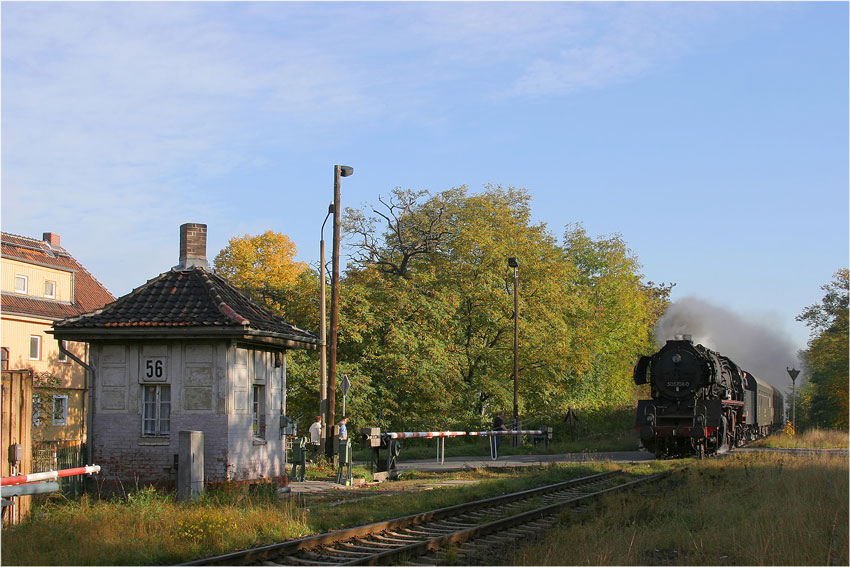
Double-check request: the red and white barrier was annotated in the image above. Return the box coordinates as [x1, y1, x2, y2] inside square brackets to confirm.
[470, 430, 543, 436]
[380, 430, 547, 464]
[1, 465, 101, 487]
[384, 430, 542, 439]
[385, 431, 468, 439]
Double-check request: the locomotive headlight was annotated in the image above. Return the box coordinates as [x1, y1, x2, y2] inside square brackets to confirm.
[647, 414, 655, 424]
[696, 415, 704, 424]
[672, 354, 682, 364]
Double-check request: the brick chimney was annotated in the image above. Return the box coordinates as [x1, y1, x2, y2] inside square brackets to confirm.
[42, 232, 61, 248]
[175, 223, 210, 271]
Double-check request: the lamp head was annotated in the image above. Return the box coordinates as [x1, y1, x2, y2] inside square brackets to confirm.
[508, 257, 519, 268]
[338, 165, 354, 177]
[328, 203, 335, 214]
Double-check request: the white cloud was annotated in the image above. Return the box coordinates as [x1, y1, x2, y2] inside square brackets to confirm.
[1, 1, 735, 296]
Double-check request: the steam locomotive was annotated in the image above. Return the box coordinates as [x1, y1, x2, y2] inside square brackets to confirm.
[633, 335, 784, 458]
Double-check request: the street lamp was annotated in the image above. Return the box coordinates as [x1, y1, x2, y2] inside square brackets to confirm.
[319, 203, 334, 448]
[508, 257, 519, 445]
[787, 367, 800, 432]
[326, 165, 353, 460]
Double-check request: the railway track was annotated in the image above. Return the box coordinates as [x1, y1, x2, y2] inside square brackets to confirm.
[181, 468, 673, 566]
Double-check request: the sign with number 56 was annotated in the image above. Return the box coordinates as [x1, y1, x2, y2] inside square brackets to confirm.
[143, 357, 167, 381]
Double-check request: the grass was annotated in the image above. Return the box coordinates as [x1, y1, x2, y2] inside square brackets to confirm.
[510, 452, 849, 566]
[749, 427, 849, 449]
[1, 461, 644, 565]
[5, 423, 843, 565]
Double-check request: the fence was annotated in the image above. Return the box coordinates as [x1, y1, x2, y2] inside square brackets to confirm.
[2, 370, 33, 525]
[32, 440, 87, 497]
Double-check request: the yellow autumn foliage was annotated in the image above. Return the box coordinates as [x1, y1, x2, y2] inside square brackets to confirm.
[213, 230, 307, 293]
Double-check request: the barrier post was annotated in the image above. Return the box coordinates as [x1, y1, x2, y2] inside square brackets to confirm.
[291, 437, 307, 482]
[336, 439, 352, 485]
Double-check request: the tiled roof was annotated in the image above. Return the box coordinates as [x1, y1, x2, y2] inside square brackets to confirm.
[0, 294, 82, 320]
[1, 232, 115, 319]
[54, 267, 318, 346]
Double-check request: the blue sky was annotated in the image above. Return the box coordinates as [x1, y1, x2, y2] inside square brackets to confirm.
[2, 2, 847, 363]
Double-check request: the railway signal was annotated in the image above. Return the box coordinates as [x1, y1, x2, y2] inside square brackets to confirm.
[787, 367, 800, 431]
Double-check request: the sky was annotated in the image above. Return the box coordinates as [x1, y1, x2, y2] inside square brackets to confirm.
[2, 1, 847, 383]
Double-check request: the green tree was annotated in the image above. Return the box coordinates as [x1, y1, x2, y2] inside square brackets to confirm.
[796, 269, 849, 430]
[341, 186, 669, 430]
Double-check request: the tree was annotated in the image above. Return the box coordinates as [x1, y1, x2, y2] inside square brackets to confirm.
[340, 185, 669, 430]
[796, 269, 849, 429]
[213, 230, 308, 314]
[344, 187, 461, 278]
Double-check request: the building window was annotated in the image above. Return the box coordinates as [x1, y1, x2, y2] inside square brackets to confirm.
[57, 340, 69, 363]
[142, 385, 170, 436]
[44, 280, 56, 298]
[15, 275, 27, 294]
[29, 335, 41, 361]
[52, 395, 68, 426]
[1, 347, 8, 370]
[252, 384, 266, 439]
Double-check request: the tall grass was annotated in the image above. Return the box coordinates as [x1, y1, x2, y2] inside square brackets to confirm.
[1, 485, 310, 565]
[750, 427, 849, 449]
[511, 452, 849, 566]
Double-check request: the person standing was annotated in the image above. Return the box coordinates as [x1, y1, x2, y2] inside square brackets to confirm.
[308, 416, 322, 462]
[492, 411, 508, 458]
[338, 416, 349, 440]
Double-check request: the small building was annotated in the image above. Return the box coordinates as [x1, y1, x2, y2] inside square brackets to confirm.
[1, 231, 114, 449]
[52, 223, 319, 487]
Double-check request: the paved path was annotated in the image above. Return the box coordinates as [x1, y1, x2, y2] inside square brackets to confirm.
[285, 451, 652, 495]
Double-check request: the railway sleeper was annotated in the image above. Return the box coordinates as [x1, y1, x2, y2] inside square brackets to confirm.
[371, 533, 422, 545]
[296, 549, 346, 562]
[318, 545, 373, 555]
[431, 520, 476, 529]
[358, 537, 401, 548]
[279, 554, 331, 566]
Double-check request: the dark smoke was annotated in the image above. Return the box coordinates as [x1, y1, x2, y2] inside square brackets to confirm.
[654, 296, 800, 391]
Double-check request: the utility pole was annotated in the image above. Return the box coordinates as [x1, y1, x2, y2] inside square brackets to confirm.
[325, 165, 353, 460]
[319, 204, 333, 448]
[508, 257, 519, 446]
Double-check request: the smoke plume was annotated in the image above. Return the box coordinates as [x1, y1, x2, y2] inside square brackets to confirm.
[654, 296, 800, 391]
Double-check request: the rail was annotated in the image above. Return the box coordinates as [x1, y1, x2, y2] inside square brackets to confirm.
[181, 468, 673, 566]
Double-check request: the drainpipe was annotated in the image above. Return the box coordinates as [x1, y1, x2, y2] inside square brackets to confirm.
[59, 342, 94, 465]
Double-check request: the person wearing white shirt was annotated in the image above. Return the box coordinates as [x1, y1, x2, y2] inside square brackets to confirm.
[308, 416, 322, 462]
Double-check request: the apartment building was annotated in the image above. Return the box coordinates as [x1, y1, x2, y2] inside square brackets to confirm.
[1, 232, 114, 444]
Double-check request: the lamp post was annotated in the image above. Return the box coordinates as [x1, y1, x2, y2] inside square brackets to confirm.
[508, 257, 519, 446]
[319, 203, 333, 448]
[787, 366, 800, 431]
[326, 164, 353, 460]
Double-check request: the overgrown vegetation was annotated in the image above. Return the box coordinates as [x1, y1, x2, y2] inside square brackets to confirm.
[795, 269, 849, 430]
[1, 462, 628, 565]
[750, 427, 849, 449]
[511, 452, 848, 566]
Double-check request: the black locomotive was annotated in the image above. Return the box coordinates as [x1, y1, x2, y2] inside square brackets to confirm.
[633, 335, 784, 458]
